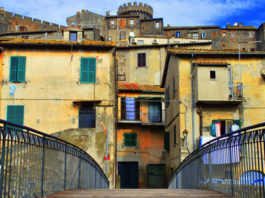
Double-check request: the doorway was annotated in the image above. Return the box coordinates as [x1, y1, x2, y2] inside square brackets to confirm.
[118, 162, 139, 188]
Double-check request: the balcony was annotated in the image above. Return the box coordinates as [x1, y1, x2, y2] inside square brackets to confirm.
[118, 109, 165, 125]
[196, 82, 244, 105]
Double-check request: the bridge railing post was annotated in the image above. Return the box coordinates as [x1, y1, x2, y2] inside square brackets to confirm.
[41, 135, 46, 197]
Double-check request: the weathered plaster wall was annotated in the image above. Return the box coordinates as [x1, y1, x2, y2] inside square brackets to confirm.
[0, 47, 116, 188]
[117, 47, 166, 85]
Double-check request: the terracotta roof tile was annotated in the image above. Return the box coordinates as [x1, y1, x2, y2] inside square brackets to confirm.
[118, 82, 164, 92]
[0, 38, 115, 47]
[168, 48, 265, 54]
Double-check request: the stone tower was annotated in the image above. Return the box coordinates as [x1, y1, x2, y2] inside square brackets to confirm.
[118, 2, 153, 19]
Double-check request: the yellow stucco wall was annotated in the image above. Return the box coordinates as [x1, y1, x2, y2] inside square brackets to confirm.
[164, 54, 265, 180]
[117, 47, 166, 85]
[0, 47, 116, 188]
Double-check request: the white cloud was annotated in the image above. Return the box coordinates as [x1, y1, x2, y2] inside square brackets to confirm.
[0, 0, 261, 26]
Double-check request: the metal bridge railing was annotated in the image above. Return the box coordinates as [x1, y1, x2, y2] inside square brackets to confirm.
[169, 122, 265, 198]
[0, 119, 109, 198]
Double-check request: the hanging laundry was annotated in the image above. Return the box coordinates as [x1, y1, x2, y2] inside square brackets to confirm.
[10, 84, 16, 96]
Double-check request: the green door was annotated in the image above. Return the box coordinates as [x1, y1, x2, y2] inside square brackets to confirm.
[147, 164, 165, 188]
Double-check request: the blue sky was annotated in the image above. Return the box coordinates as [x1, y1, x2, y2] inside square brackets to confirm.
[1, 0, 265, 28]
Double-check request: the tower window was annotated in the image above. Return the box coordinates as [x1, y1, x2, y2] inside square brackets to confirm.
[210, 70, 216, 79]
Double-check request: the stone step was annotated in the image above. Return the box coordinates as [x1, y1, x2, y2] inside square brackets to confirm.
[47, 189, 233, 198]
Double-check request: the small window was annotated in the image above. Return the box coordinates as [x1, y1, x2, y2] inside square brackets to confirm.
[222, 32, 226, 37]
[70, 32, 77, 41]
[173, 125, 176, 147]
[79, 103, 95, 128]
[249, 32, 254, 38]
[231, 32, 235, 38]
[130, 19, 134, 25]
[176, 32, 181, 38]
[137, 40, 144, 45]
[108, 36, 112, 41]
[201, 32, 206, 38]
[120, 31, 126, 40]
[80, 58, 96, 83]
[210, 70, 216, 79]
[155, 22, 160, 28]
[137, 53, 146, 67]
[193, 33, 198, 39]
[124, 133, 137, 147]
[110, 20, 115, 25]
[7, 105, 24, 125]
[10, 56, 26, 82]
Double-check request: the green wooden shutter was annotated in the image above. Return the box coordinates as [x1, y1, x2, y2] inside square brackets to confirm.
[88, 58, 96, 83]
[164, 132, 169, 152]
[10, 57, 18, 81]
[7, 105, 24, 125]
[80, 58, 89, 83]
[17, 57, 26, 82]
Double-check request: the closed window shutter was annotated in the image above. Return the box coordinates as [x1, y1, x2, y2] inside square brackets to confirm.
[7, 106, 24, 125]
[148, 101, 161, 122]
[79, 104, 95, 128]
[88, 59, 96, 83]
[10, 57, 18, 81]
[135, 98, 140, 120]
[17, 57, 26, 82]
[121, 98, 126, 119]
[81, 58, 89, 82]
[164, 132, 169, 152]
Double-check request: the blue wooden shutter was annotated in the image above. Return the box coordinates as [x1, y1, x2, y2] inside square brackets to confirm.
[88, 58, 96, 83]
[148, 101, 161, 122]
[10, 57, 18, 81]
[17, 57, 26, 82]
[80, 58, 89, 83]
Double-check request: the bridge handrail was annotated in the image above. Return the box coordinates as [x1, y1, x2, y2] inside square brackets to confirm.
[168, 122, 265, 198]
[0, 119, 109, 197]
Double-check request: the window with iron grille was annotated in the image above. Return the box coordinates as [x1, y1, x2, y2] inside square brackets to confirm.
[7, 105, 24, 125]
[79, 103, 95, 128]
[10, 56, 26, 82]
[124, 133, 137, 147]
[137, 53, 146, 67]
[80, 58, 96, 83]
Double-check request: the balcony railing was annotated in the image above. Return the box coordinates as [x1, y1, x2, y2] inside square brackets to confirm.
[0, 119, 109, 198]
[119, 109, 165, 124]
[229, 82, 243, 100]
[169, 122, 265, 198]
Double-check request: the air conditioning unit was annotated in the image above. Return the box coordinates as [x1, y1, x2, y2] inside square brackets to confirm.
[131, 38, 136, 44]
[152, 39, 158, 44]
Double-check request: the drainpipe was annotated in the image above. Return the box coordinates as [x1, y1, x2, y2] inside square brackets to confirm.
[101, 122, 108, 175]
[197, 107, 203, 137]
[113, 48, 118, 188]
[191, 54, 195, 150]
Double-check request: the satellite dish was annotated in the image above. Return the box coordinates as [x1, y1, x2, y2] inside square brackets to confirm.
[129, 32, 135, 38]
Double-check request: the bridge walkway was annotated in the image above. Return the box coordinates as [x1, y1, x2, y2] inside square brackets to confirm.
[47, 189, 233, 198]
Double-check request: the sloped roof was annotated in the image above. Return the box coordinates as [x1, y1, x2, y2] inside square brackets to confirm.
[118, 82, 164, 92]
[0, 38, 115, 47]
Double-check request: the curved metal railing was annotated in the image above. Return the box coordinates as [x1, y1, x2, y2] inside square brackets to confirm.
[169, 122, 265, 198]
[0, 119, 109, 198]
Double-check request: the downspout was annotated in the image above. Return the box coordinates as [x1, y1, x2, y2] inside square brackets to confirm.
[197, 107, 203, 137]
[113, 47, 118, 188]
[191, 54, 195, 150]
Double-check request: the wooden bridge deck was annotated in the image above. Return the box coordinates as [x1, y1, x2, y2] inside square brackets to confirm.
[47, 189, 233, 198]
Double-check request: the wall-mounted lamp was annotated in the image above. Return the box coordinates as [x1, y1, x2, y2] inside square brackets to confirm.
[183, 129, 189, 140]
